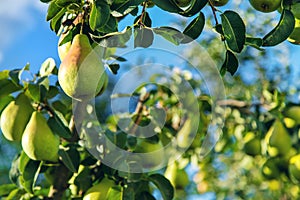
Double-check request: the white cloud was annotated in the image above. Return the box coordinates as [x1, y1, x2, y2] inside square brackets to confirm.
[0, 0, 47, 63]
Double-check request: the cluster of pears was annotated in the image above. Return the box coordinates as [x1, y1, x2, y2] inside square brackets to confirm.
[58, 33, 108, 101]
[0, 93, 59, 162]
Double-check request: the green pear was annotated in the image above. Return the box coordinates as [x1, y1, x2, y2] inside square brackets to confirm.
[176, 118, 198, 148]
[288, 19, 300, 45]
[243, 132, 261, 156]
[284, 105, 300, 124]
[249, 0, 281, 13]
[22, 111, 60, 162]
[0, 93, 33, 141]
[83, 178, 115, 200]
[164, 162, 189, 189]
[58, 34, 71, 61]
[212, 0, 229, 7]
[58, 34, 107, 101]
[134, 139, 165, 169]
[265, 119, 292, 157]
[261, 158, 280, 179]
[289, 154, 300, 182]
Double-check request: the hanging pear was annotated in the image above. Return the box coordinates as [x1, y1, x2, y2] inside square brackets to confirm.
[58, 34, 107, 101]
[164, 162, 189, 189]
[0, 93, 33, 141]
[265, 119, 292, 157]
[176, 118, 198, 148]
[83, 178, 115, 200]
[22, 111, 60, 162]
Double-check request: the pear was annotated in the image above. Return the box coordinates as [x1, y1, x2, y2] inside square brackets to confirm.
[176, 118, 198, 149]
[289, 154, 300, 182]
[265, 119, 292, 157]
[58, 34, 71, 61]
[243, 132, 261, 156]
[164, 162, 189, 189]
[22, 111, 60, 162]
[249, 0, 281, 13]
[288, 19, 300, 45]
[284, 105, 300, 124]
[83, 178, 115, 200]
[0, 93, 33, 141]
[58, 34, 107, 101]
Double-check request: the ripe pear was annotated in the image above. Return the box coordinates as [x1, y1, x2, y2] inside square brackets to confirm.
[284, 105, 300, 124]
[164, 162, 189, 189]
[288, 19, 300, 45]
[58, 34, 107, 101]
[134, 139, 165, 169]
[58, 34, 71, 61]
[289, 154, 300, 182]
[83, 178, 115, 200]
[249, 0, 281, 13]
[265, 119, 292, 157]
[176, 118, 198, 149]
[243, 132, 261, 156]
[22, 111, 60, 162]
[0, 93, 33, 141]
[212, 0, 229, 7]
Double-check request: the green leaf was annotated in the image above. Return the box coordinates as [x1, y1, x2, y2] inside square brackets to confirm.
[26, 84, 40, 102]
[180, 0, 208, 17]
[40, 0, 52, 3]
[220, 50, 239, 76]
[9, 154, 21, 185]
[96, 15, 118, 33]
[0, 79, 21, 98]
[94, 26, 132, 47]
[122, 187, 135, 200]
[56, 0, 81, 7]
[0, 184, 18, 196]
[5, 189, 25, 200]
[136, 191, 156, 200]
[46, 0, 62, 21]
[106, 186, 123, 200]
[50, 7, 66, 33]
[19, 152, 42, 194]
[0, 70, 9, 80]
[245, 37, 264, 50]
[153, 26, 184, 45]
[58, 146, 80, 173]
[148, 174, 174, 200]
[40, 58, 56, 77]
[134, 27, 154, 48]
[0, 95, 14, 114]
[262, 9, 295, 46]
[182, 12, 205, 43]
[152, 0, 182, 13]
[47, 110, 72, 139]
[111, 0, 144, 17]
[221, 11, 246, 53]
[46, 86, 59, 99]
[89, 1, 110, 31]
[108, 63, 120, 75]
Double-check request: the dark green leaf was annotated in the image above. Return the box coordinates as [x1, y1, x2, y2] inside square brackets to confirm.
[108, 63, 120, 75]
[106, 186, 122, 200]
[56, 0, 81, 7]
[9, 154, 21, 185]
[94, 27, 132, 47]
[148, 174, 174, 200]
[0, 184, 18, 196]
[245, 37, 264, 50]
[96, 15, 118, 33]
[262, 9, 295, 46]
[58, 147, 80, 173]
[109, 55, 127, 62]
[47, 110, 72, 139]
[47, 86, 59, 99]
[111, 0, 144, 17]
[182, 12, 205, 43]
[9, 69, 21, 86]
[27, 84, 40, 102]
[40, 0, 52, 3]
[152, 0, 182, 13]
[89, 1, 110, 31]
[221, 11, 246, 53]
[136, 191, 156, 200]
[74, 167, 92, 192]
[122, 187, 135, 200]
[221, 50, 239, 76]
[180, 0, 208, 17]
[50, 7, 66, 33]
[153, 26, 184, 45]
[0, 79, 21, 98]
[46, 0, 62, 21]
[134, 28, 154, 48]
[215, 24, 224, 35]
[19, 152, 42, 194]
[0, 95, 14, 114]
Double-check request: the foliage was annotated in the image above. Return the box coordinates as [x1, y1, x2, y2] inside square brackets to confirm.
[0, 0, 300, 199]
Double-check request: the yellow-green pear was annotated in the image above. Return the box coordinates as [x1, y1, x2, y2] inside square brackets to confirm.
[289, 154, 300, 182]
[22, 111, 60, 162]
[288, 19, 300, 45]
[261, 158, 280, 179]
[58, 34, 71, 61]
[249, 0, 281, 13]
[83, 178, 115, 200]
[265, 119, 292, 157]
[0, 93, 33, 141]
[176, 118, 198, 149]
[58, 34, 107, 101]
[164, 162, 189, 189]
[134, 139, 165, 169]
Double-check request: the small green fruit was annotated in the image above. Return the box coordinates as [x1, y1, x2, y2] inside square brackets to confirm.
[175, 0, 192, 7]
[22, 111, 60, 162]
[289, 154, 300, 182]
[288, 19, 300, 45]
[83, 178, 115, 200]
[265, 119, 291, 157]
[262, 158, 280, 179]
[58, 34, 107, 101]
[212, 0, 229, 7]
[243, 132, 261, 156]
[177, 118, 198, 149]
[284, 105, 300, 124]
[0, 93, 33, 141]
[164, 162, 189, 189]
[249, 0, 281, 13]
[134, 139, 165, 169]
